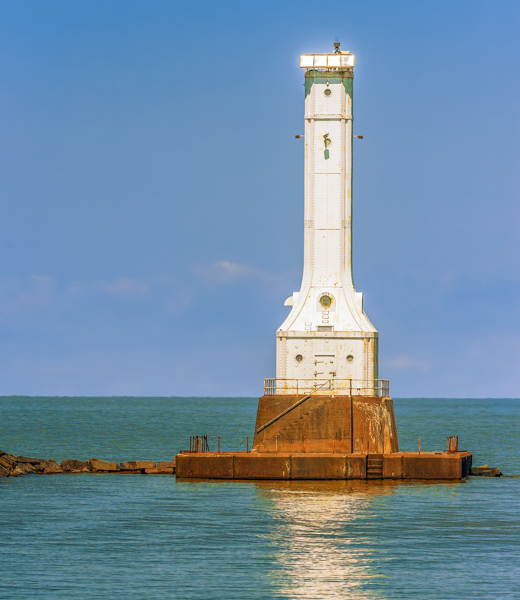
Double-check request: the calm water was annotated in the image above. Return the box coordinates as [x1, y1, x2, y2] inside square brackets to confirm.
[1, 397, 519, 599]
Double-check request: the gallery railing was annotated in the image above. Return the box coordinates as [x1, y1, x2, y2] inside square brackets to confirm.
[263, 378, 390, 397]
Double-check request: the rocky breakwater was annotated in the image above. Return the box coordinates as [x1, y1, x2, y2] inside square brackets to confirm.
[0, 450, 175, 477]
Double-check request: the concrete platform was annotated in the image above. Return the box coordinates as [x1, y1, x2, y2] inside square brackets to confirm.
[176, 451, 472, 481]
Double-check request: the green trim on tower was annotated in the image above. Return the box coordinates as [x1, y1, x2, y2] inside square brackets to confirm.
[305, 71, 354, 98]
[304, 70, 354, 99]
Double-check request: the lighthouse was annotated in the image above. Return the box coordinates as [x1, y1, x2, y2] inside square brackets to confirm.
[276, 43, 378, 393]
[177, 44, 474, 480]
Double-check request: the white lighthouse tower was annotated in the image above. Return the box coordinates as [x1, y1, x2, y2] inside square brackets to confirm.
[276, 43, 379, 394]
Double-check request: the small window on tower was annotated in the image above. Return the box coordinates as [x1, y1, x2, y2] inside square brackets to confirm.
[324, 88, 332, 97]
[295, 354, 303, 363]
[347, 355, 354, 363]
[320, 294, 332, 308]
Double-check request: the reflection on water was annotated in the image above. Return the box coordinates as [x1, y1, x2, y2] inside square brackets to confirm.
[252, 481, 390, 599]
[252, 480, 458, 600]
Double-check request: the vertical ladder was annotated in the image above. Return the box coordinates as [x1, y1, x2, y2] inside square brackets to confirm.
[366, 454, 383, 480]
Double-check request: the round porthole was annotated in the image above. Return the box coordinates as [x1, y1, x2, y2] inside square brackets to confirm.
[320, 294, 332, 308]
[295, 354, 303, 363]
[324, 88, 332, 97]
[347, 355, 354, 363]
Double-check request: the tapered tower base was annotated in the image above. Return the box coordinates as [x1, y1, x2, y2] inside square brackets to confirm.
[253, 394, 398, 454]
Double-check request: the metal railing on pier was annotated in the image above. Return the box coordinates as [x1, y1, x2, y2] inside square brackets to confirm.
[180, 435, 252, 454]
[263, 378, 390, 397]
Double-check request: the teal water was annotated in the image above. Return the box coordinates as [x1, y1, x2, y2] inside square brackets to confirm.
[1, 397, 519, 599]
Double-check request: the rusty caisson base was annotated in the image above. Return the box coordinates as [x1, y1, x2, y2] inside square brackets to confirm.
[176, 451, 472, 480]
[253, 394, 399, 454]
[176, 395, 473, 480]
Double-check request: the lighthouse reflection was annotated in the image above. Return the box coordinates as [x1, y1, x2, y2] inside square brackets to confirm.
[253, 480, 395, 600]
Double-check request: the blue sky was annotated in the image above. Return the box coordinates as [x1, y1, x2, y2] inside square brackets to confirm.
[0, 0, 519, 397]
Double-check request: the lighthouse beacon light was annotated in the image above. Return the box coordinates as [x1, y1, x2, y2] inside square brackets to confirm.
[275, 42, 380, 395]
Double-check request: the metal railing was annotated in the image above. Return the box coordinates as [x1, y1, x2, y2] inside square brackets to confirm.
[180, 435, 252, 454]
[264, 378, 390, 397]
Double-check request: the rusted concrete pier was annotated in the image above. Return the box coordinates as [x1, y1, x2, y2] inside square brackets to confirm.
[176, 393, 472, 480]
[176, 450, 472, 480]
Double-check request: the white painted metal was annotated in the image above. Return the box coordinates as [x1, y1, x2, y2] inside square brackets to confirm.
[276, 45, 379, 392]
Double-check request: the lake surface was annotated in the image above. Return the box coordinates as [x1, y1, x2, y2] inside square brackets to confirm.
[1, 397, 519, 599]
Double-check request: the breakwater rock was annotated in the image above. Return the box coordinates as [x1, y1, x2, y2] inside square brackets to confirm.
[470, 465, 502, 477]
[0, 450, 175, 477]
